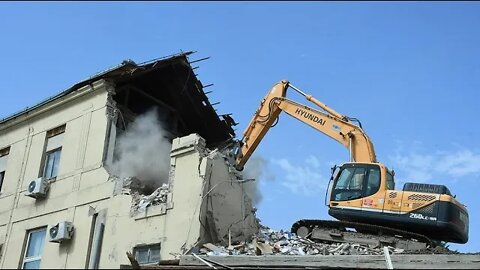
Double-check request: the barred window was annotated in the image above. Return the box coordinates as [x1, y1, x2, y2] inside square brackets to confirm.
[134, 244, 161, 265]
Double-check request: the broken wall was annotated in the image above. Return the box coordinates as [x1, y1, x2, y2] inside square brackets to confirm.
[201, 147, 259, 246]
[157, 133, 258, 257]
[104, 133, 258, 266]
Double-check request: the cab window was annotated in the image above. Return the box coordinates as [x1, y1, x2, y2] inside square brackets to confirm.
[332, 165, 381, 201]
[332, 167, 366, 201]
[386, 171, 395, 190]
[365, 167, 381, 196]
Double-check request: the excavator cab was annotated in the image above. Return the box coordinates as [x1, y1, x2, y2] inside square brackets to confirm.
[326, 163, 469, 244]
[330, 163, 381, 201]
[326, 163, 384, 205]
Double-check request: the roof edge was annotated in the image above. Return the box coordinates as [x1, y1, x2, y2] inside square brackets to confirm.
[0, 51, 194, 126]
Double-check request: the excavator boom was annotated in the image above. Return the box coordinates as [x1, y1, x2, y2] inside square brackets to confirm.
[235, 80, 376, 170]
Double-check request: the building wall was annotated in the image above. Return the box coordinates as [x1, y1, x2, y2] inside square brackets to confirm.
[0, 80, 257, 269]
[0, 80, 113, 269]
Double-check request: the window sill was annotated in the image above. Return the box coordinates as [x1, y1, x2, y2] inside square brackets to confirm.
[138, 262, 160, 266]
[45, 176, 57, 183]
[133, 202, 174, 221]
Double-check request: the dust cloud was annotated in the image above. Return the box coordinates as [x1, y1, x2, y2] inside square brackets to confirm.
[110, 108, 172, 188]
[242, 155, 275, 205]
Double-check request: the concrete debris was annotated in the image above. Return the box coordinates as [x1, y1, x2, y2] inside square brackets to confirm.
[203, 243, 229, 256]
[111, 176, 170, 216]
[130, 183, 169, 216]
[407, 245, 460, 255]
[195, 225, 406, 257]
[122, 177, 150, 194]
[178, 254, 480, 269]
[254, 239, 274, 255]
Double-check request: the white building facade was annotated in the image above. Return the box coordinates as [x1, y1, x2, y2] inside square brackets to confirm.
[0, 53, 257, 269]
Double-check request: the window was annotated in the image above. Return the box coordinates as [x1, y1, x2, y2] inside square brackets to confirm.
[333, 167, 366, 201]
[134, 244, 161, 265]
[0, 147, 10, 193]
[0, 171, 5, 193]
[42, 125, 65, 180]
[334, 167, 354, 189]
[386, 171, 395, 190]
[350, 170, 365, 189]
[365, 167, 381, 197]
[43, 149, 61, 179]
[332, 165, 382, 201]
[22, 228, 46, 269]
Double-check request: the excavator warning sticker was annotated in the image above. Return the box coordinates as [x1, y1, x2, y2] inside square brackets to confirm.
[362, 198, 373, 207]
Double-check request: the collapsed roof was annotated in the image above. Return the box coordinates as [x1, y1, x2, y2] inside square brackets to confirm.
[1, 51, 236, 147]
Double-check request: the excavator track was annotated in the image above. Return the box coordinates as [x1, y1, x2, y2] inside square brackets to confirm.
[291, 219, 435, 252]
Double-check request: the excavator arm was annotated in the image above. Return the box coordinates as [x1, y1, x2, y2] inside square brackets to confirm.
[235, 80, 377, 170]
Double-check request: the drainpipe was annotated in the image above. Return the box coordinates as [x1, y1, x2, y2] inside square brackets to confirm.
[88, 223, 105, 269]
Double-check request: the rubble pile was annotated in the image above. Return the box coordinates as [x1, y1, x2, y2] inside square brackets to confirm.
[197, 225, 405, 256]
[123, 177, 169, 216]
[130, 184, 169, 214]
[407, 245, 460, 255]
[121, 177, 150, 194]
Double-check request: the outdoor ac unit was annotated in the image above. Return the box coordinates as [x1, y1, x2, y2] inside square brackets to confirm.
[25, 177, 49, 198]
[48, 221, 74, 243]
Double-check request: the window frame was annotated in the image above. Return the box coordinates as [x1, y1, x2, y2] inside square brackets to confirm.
[42, 147, 62, 180]
[21, 227, 47, 269]
[0, 146, 10, 193]
[133, 243, 161, 265]
[331, 164, 381, 202]
[332, 166, 366, 201]
[386, 171, 395, 190]
[40, 125, 65, 180]
[0, 171, 5, 193]
[365, 167, 381, 197]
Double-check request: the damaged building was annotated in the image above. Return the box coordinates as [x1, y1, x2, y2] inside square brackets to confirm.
[0, 52, 258, 269]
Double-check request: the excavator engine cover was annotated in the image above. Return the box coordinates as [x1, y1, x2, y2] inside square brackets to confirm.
[403, 182, 452, 195]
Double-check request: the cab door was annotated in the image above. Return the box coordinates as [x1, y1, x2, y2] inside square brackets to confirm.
[360, 166, 385, 212]
[330, 164, 385, 211]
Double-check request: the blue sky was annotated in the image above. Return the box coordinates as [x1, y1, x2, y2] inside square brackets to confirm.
[1, 2, 479, 252]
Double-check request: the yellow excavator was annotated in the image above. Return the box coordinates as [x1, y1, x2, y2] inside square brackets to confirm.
[233, 80, 468, 249]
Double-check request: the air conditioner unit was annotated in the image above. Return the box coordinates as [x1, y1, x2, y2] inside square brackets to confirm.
[25, 177, 49, 198]
[48, 221, 74, 243]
